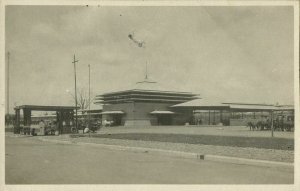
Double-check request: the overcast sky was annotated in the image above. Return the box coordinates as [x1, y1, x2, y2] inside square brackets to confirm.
[5, 6, 294, 113]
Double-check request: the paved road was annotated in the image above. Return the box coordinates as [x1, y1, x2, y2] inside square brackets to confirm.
[5, 136, 293, 184]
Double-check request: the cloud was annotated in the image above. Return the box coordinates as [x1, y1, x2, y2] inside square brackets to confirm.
[5, 6, 295, 112]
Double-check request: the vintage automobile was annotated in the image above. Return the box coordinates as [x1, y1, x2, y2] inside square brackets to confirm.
[19, 120, 58, 136]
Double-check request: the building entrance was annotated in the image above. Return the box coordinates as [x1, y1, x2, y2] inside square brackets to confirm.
[112, 115, 122, 126]
[157, 115, 172, 125]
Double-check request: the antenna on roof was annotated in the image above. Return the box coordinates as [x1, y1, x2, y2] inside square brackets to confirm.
[136, 61, 156, 84]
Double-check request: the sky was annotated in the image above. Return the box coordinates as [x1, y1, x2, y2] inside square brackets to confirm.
[5, 5, 294, 113]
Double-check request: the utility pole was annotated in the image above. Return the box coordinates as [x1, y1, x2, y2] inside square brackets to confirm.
[72, 55, 79, 132]
[88, 64, 91, 137]
[7, 52, 10, 115]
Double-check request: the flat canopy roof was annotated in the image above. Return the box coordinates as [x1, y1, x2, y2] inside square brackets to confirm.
[98, 89, 198, 98]
[171, 99, 294, 111]
[171, 99, 227, 108]
[100, 111, 124, 114]
[150, 110, 175, 114]
[98, 79, 198, 97]
[15, 105, 79, 111]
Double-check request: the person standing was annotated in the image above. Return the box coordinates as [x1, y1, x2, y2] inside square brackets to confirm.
[39, 120, 45, 135]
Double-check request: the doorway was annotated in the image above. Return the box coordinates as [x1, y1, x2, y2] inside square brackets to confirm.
[157, 115, 172, 125]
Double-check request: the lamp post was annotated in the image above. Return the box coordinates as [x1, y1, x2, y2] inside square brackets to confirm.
[72, 55, 79, 132]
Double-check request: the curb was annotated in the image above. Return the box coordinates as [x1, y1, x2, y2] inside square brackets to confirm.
[38, 137, 294, 169]
[204, 155, 293, 168]
[77, 141, 199, 159]
[38, 138, 73, 145]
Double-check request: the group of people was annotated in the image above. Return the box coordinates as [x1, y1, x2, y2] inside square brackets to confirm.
[76, 120, 102, 133]
[195, 119, 203, 125]
[37, 120, 57, 135]
[34, 119, 105, 135]
[247, 116, 294, 131]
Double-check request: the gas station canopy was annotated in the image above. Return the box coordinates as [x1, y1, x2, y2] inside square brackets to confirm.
[14, 105, 79, 134]
[15, 105, 78, 111]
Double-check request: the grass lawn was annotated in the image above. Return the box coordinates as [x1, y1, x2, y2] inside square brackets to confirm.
[89, 133, 294, 150]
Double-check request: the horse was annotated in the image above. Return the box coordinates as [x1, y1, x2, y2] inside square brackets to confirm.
[247, 122, 256, 131]
[103, 120, 114, 127]
[283, 121, 294, 132]
[256, 121, 264, 131]
[273, 119, 280, 131]
[255, 120, 272, 131]
[89, 121, 101, 133]
[263, 119, 272, 130]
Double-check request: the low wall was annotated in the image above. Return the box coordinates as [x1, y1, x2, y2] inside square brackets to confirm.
[124, 120, 151, 126]
[5, 128, 14, 132]
[230, 119, 263, 126]
[230, 119, 248, 126]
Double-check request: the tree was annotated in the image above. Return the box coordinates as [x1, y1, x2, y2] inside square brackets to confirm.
[67, 88, 95, 110]
[67, 88, 96, 132]
[78, 88, 91, 110]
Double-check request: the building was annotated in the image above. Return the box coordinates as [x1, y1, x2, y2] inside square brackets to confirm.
[95, 74, 294, 127]
[95, 77, 198, 126]
[171, 100, 294, 126]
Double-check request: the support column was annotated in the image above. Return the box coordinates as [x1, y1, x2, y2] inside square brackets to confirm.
[70, 110, 74, 128]
[213, 110, 216, 125]
[57, 110, 63, 134]
[208, 110, 211, 125]
[14, 109, 20, 134]
[61, 110, 67, 133]
[23, 109, 31, 126]
[66, 110, 74, 133]
[220, 110, 223, 124]
[228, 110, 231, 126]
[56, 111, 59, 131]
